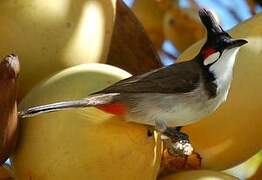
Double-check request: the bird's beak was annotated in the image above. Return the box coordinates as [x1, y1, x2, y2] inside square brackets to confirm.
[227, 39, 248, 49]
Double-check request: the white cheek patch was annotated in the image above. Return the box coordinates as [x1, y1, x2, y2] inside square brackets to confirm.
[204, 52, 220, 66]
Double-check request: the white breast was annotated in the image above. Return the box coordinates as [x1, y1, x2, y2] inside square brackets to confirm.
[210, 47, 240, 102]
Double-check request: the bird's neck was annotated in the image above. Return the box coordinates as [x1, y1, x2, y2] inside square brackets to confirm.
[209, 47, 240, 94]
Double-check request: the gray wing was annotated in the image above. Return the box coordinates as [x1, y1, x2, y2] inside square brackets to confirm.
[98, 61, 201, 94]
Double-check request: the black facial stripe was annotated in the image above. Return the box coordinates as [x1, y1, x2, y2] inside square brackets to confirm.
[196, 55, 217, 98]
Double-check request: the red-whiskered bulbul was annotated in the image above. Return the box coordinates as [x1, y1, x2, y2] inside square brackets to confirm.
[18, 9, 247, 153]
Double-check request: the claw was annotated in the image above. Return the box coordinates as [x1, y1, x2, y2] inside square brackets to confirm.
[154, 120, 193, 156]
[169, 140, 194, 156]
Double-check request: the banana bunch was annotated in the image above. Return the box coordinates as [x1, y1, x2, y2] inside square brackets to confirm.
[0, 0, 261, 179]
[0, 0, 116, 98]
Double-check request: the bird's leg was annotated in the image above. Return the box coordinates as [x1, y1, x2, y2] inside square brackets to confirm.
[155, 120, 189, 142]
[175, 126, 182, 132]
[147, 124, 181, 137]
[155, 120, 193, 156]
[163, 126, 189, 142]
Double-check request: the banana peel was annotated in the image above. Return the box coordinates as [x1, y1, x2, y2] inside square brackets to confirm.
[107, 0, 162, 75]
[0, 0, 116, 99]
[132, 0, 166, 49]
[159, 170, 238, 180]
[249, 162, 262, 180]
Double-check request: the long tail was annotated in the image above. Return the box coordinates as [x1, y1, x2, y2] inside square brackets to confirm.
[18, 93, 118, 118]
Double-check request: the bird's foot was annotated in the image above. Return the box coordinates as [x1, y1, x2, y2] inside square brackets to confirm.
[154, 120, 202, 175]
[167, 139, 193, 156]
[155, 120, 193, 156]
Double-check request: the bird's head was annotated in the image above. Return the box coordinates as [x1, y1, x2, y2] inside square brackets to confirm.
[198, 9, 247, 68]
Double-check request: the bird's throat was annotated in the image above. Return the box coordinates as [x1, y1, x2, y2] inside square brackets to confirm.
[209, 47, 240, 81]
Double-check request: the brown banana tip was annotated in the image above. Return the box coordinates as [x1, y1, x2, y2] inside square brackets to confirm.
[1, 54, 20, 79]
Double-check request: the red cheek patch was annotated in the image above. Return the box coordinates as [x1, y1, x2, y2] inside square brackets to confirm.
[96, 103, 127, 116]
[202, 48, 216, 59]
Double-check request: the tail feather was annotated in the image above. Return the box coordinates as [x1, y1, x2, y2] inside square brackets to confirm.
[18, 93, 119, 118]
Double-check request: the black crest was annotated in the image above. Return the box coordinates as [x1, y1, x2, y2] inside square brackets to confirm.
[198, 9, 233, 54]
[199, 9, 225, 36]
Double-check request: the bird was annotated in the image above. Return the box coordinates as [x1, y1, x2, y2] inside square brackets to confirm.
[19, 9, 247, 145]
